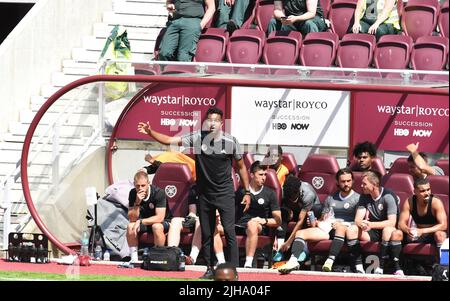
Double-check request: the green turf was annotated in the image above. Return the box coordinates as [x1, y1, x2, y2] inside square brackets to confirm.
[0, 270, 203, 281]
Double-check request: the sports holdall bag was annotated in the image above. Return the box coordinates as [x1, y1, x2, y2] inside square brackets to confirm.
[141, 246, 184, 271]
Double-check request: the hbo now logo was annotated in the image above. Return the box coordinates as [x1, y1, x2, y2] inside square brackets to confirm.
[394, 128, 433, 137]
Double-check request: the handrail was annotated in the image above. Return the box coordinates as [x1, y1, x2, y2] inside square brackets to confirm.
[21, 74, 449, 255]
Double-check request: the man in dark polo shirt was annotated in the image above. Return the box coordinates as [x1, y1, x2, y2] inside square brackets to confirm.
[158, 0, 215, 62]
[137, 107, 250, 279]
[127, 170, 172, 263]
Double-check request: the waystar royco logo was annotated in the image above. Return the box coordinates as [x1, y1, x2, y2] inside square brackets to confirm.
[312, 176, 325, 189]
[165, 185, 178, 198]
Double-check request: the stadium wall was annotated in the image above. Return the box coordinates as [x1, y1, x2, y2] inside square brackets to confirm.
[0, 0, 112, 133]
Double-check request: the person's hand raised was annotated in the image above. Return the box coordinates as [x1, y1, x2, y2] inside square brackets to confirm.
[138, 122, 151, 135]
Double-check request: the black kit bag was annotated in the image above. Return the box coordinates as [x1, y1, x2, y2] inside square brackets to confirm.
[142, 246, 184, 271]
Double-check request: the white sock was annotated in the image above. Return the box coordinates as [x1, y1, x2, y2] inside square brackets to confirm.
[277, 238, 285, 251]
[190, 246, 200, 263]
[288, 254, 298, 264]
[355, 264, 364, 273]
[130, 247, 138, 261]
[216, 252, 226, 264]
[244, 256, 253, 267]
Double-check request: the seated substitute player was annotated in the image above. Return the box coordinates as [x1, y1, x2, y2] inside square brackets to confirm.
[398, 177, 448, 260]
[262, 145, 290, 186]
[406, 142, 445, 180]
[127, 170, 172, 262]
[347, 170, 404, 275]
[277, 168, 360, 274]
[235, 161, 282, 268]
[351, 141, 378, 172]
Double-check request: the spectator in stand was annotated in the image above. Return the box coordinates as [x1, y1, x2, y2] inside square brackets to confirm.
[127, 170, 172, 262]
[351, 141, 378, 172]
[267, 0, 327, 36]
[347, 170, 404, 275]
[262, 145, 290, 186]
[406, 142, 445, 180]
[214, 262, 239, 281]
[158, 0, 215, 62]
[216, 0, 251, 35]
[275, 175, 322, 260]
[235, 161, 282, 268]
[277, 168, 360, 274]
[398, 178, 448, 260]
[167, 187, 227, 265]
[351, 0, 400, 41]
[138, 107, 251, 279]
[142, 151, 196, 180]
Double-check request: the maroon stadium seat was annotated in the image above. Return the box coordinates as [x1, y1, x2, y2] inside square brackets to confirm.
[255, 0, 275, 32]
[428, 175, 449, 203]
[389, 157, 410, 174]
[298, 154, 340, 202]
[300, 31, 339, 67]
[381, 173, 414, 205]
[241, 0, 259, 29]
[319, 0, 332, 18]
[232, 168, 240, 192]
[243, 152, 256, 169]
[329, 0, 357, 39]
[195, 28, 229, 63]
[436, 159, 449, 175]
[401, 0, 440, 42]
[438, 0, 449, 38]
[374, 35, 414, 69]
[265, 168, 283, 203]
[263, 31, 303, 67]
[411, 36, 449, 70]
[337, 33, 376, 68]
[140, 163, 195, 245]
[226, 29, 265, 69]
[282, 152, 299, 177]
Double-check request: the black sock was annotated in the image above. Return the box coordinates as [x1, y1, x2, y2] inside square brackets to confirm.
[390, 240, 402, 271]
[379, 241, 389, 269]
[291, 237, 306, 259]
[347, 239, 362, 265]
[328, 235, 345, 261]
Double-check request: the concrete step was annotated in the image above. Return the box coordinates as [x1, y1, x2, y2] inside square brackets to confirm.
[0, 163, 52, 178]
[19, 110, 98, 127]
[0, 149, 76, 166]
[93, 22, 162, 40]
[102, 11, 168, 28]
[31, 94, 98, 106]
[83, 35, 155, 54]
[113, 0, 168, 16]
[0, 141, 86, 154]
[31, 103, 98, 114]
[8, 122, 94, 138]
[72, 47, 153, 63]
[51, 72, 87, 87]
[2, 133, 92, 145]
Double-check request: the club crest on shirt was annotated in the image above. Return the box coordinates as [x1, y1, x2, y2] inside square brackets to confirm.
[344, 202, 350, 209]
[201, 144, 208, 152]
[312, 176, 324, 189]
[165, 185, 177, 198]
[378, 203, 384, 211]
[149, 203, 155, 210]
[258, 198, 265, 205]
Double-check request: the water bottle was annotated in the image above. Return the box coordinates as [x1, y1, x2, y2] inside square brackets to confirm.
[94, 245, 103, 261]
[327, 207, 335, 222]
[179, 251, 186, 271]
[80, 230, 90, 256]
[103, 249, 111, 261]
[410, 219, 418, 241]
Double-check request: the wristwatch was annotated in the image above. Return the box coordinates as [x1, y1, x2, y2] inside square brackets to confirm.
[244, 189, 251, 195]
[264, 218, 269, 225]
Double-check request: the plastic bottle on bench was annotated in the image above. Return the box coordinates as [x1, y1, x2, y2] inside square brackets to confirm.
[80, 230, 90, 256]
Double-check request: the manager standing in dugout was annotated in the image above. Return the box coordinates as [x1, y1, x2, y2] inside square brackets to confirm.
[137, 107, 250, 279]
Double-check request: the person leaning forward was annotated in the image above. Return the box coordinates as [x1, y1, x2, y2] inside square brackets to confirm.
[137, 107, 251, 279]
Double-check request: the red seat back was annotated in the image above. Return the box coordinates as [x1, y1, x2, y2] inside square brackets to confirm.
[439, 1, 449, 38]
[411, 36, 449, 70]
[226, 29, 265, 65]
[300, 31, 339, 67]
[436, 159, 449, 175]
[263, 30, 303, 66]
[401, 0, 440, 42]
[282, 153, 299, 177]
[428, 175, 449, 205]
[264, 168, 282, 204]
[374, 34, 413, 69]
[337, 33, 376, 68]
[194, 29, 229, 63]
[153, 163, 194, 217]
[329, 0, 357, 39]
[299, 154, 340, 202]
[381, 173, 414, 205]
[256, 0, 275, 32]
[389, 157, 410, 174]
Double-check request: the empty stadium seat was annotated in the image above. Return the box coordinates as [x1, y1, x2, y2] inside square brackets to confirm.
[226, 29, 266, 68]
[381, 173, 414, 205]
[439, 0, 449, 38]
[389, 157, 410, 174]
[243, 152, 256, 169]
[298, 154, 340, 202]
[329, 0, 357, 39]
[263, 31, 303, 66]
[140, 163, 195, 245]
[411, 36, 449, 70]
[319, 0, 332, 18]
[436, 159, 449, 175]
[255, 0, 275, 32]
[282, 153, 299, 177]
[428, 175, 449, 203]
[374, 35, 414, 69]
[300, 31, 339, 67]
[401, 0, 440, 42]
[337, 33, 376, 68]
[195, 28, 229, 63]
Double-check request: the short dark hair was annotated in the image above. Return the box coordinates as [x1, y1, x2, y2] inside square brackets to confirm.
[267, 145, 283, 156]
[336, 167, 353, 182]
[214, 263, 238, 281]
[206, 107, 223, 119]
[414, 177, 430, 188]
[407, 152, 428, 163]
[250, 160, 267, 174]
[362, 170, 382, 186]
[283, 175, 301, 201]
[353, 141, 377, 157]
